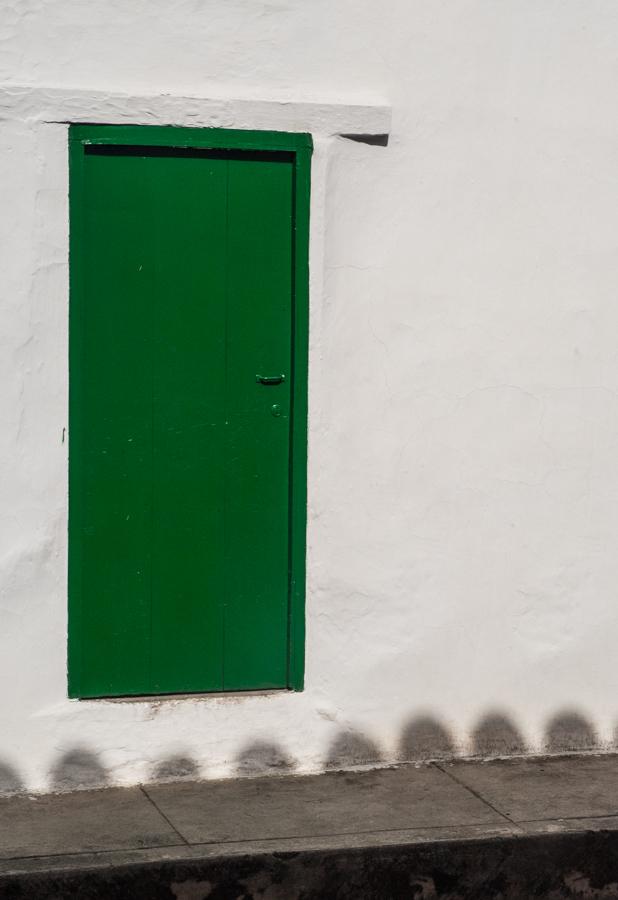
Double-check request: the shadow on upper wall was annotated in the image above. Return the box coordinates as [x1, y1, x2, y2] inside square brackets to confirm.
[324, 707, 606, 772]
[325, 729, 383, 769]
[471, 712, 527, 757]
[235, 740, 296, 776]
[0, 706, 612, 795]
[398, 715, 455, 761]
[545, 710, 598, 753]
[151, 753, 200, 783]
[339, 133, 389, 147]
[0, 762, 24, 795]
[219, 708, 604, 779]
[49, 747, 110, 792]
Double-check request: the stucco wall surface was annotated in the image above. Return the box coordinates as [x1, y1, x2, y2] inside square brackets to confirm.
[1, 0, 618, 794]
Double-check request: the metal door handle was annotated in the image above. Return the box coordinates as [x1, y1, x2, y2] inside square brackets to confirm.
[256, 374, 285, 385]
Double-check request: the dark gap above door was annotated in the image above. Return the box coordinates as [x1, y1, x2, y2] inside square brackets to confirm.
[84, 144, 294, 164]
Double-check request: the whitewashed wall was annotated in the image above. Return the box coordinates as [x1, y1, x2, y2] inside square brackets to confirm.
[1, 0, 618, 794]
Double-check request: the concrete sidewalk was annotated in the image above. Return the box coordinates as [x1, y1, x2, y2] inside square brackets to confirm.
[3, 755, 618, 898]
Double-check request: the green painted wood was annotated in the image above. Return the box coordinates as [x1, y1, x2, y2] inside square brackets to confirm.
[224, 157, 293, 690]
[69, 126, 311, 698]
[77, 153, 154, 697]
[70, 125, 312, 152]
[149, 154, 228, 694]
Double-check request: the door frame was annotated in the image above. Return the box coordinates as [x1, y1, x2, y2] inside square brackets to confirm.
[68, 124, 312, 696]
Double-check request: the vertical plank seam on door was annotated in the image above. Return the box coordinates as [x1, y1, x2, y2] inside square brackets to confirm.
[286, 155, 297, 688]
[77, 139, 85, 697]
[148, 160, 156, 694]
[222, 157, 230, 691]
[73, 138, 80, 696]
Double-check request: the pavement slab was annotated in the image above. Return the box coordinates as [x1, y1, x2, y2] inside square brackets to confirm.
[0, 786, 180, 860]
[444, 755, 618, 822]
[144, 763, 504, 844]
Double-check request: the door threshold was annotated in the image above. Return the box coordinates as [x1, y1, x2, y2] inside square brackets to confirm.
[82, 688, 291, 703]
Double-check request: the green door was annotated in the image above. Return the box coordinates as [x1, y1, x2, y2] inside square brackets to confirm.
[68, 127, 311, 698]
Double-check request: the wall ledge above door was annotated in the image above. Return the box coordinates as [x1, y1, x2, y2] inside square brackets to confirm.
[0, 83, 391, 140]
